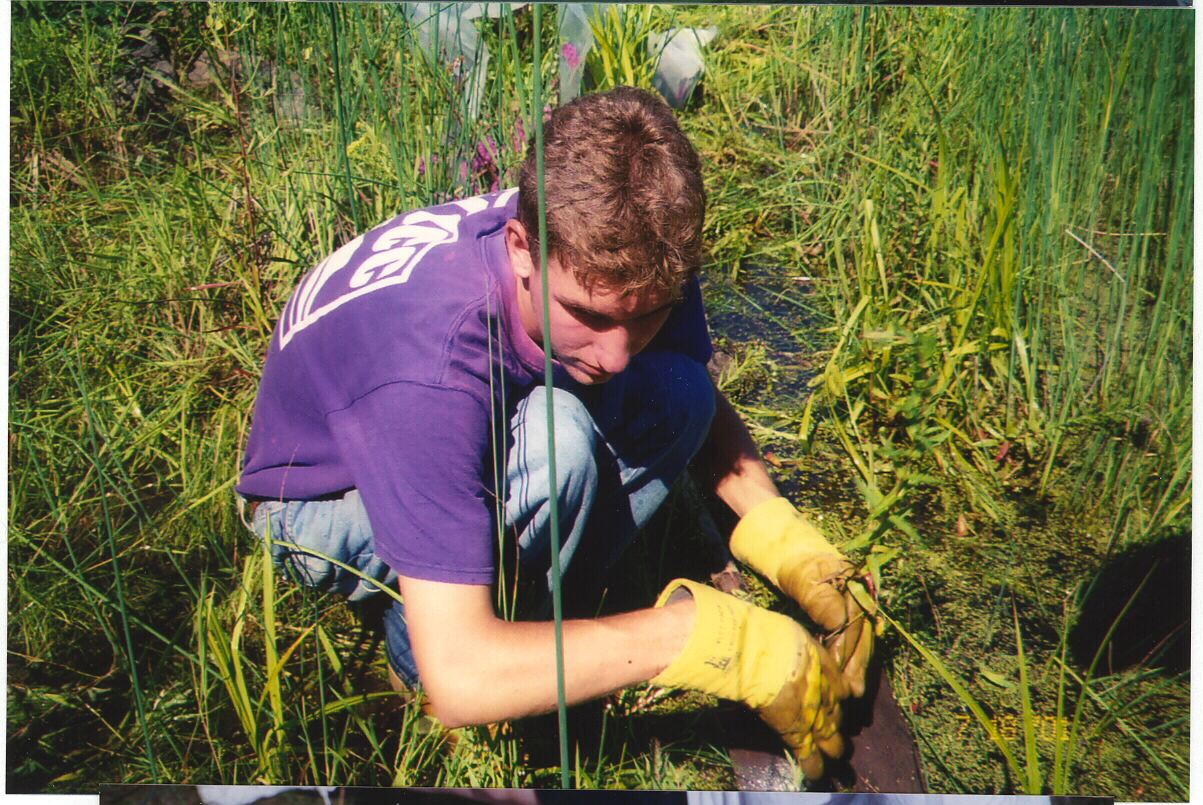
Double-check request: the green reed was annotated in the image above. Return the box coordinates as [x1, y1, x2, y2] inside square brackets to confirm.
[760, 7, 1194, 552]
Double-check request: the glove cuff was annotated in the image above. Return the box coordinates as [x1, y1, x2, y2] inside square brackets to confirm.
[650, 578, 796, 709]
[730, 497, 841, 585]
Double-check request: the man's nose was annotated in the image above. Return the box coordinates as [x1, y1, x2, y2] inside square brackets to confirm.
[594, 327, 634, 375]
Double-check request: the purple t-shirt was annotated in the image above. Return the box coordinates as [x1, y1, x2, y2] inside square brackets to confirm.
[237, 189, 711, 584]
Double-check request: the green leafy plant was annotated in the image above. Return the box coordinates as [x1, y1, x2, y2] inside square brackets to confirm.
[585, 4, 659, 91]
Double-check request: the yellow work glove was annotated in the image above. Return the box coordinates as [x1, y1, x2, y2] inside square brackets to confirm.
[730, 497, 876, 697]
[650, 578, 850, 779]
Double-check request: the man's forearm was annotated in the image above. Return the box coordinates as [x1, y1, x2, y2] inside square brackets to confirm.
[694, 383, 780, 518]
[399, 576, 696, 728]
[401, 387, 774, 728]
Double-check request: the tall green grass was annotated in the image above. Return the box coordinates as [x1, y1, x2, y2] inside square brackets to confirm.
[9, 2, 1190, 796]
[686, 7, 1191, 553]
[791, 8, 1191, 552]
[10, 1, 555, 787]
[680, 5, 1189, 796]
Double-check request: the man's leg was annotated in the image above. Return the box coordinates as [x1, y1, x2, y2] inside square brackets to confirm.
[388, 352, 715, 686]
[249, 352, 715, 689]
[507, 351, 717, 587]
[248, 489, 397, 602]
[244, 491, 422, 684]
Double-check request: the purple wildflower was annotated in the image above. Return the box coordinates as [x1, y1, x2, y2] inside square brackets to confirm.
[562, 42, 580, 70]
[474, 137, 499, 167]
[512, 117, 527, 153]
[417, 154, 440, 176]
[472, 137, 501, 193]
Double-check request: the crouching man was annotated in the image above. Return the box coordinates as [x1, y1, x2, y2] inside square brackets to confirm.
[236, 86, 873, 779]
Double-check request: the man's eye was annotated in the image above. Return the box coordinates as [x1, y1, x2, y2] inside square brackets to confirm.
[572, 308, 611, 327]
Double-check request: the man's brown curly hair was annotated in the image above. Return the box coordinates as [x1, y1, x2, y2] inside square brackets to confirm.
[516, 86, 706, 299]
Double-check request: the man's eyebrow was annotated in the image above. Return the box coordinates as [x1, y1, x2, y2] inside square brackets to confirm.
[561, 298, 679, 321]
[557, 299, 604, 318]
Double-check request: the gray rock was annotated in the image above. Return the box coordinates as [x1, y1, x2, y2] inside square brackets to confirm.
[112, 26, 177, 114]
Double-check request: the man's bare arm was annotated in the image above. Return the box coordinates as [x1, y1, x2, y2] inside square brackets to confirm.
[693, 382, 780, 518]
[398, 575, 696, 727]
[697, 382, 878, 698]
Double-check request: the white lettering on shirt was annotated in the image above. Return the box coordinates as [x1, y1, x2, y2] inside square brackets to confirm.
[276, 192, 511, 350]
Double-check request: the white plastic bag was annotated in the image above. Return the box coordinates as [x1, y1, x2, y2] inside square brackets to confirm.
[558, 3, 608, 103]
[649, 26, 718, 109]
[403, 3, 495, 119]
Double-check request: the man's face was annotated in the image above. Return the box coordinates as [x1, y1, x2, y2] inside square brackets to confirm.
[506, 221, 675, 385]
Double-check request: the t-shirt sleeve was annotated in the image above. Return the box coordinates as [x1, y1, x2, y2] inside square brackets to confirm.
[325, 381, 500, 585]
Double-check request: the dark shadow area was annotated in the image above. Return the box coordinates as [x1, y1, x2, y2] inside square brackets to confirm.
[1068, 530, 1190, 676]
[824, 659, 926, 793]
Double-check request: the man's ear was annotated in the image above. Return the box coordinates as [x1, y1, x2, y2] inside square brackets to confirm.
[505, 219, 535, 281]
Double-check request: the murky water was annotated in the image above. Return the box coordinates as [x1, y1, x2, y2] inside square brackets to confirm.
[703, 264, 862, 513]
[705, 264, 825, 355]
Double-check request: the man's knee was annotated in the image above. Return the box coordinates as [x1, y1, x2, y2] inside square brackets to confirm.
[628, 352, 717, 460]
[509, 386, 602, 524]
[514, 385, 598, 479]
[661, 353, 717, 436]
